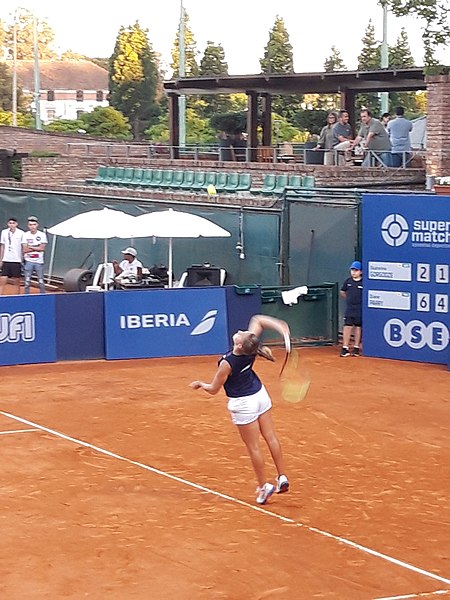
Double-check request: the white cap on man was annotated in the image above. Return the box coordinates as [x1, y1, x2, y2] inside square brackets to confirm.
[121, 247, 137, 257]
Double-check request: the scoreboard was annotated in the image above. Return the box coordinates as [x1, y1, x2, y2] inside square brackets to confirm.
[362, 194, 449, 365]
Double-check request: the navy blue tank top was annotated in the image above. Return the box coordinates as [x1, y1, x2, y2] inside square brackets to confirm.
[220, 351, 262, 398]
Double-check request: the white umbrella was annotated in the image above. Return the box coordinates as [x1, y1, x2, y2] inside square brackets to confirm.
[47, 208, 138, 285]
[133, 209, 231, 287]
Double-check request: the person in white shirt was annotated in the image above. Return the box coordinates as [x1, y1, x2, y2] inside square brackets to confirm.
[112, 247, 143, 281]
[21, 216, 48, 294]
[0, 217, 24, 295]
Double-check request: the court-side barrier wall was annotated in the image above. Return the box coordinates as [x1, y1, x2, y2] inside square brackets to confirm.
[0, 283, 340, 367]
[0, 287, 261, 366]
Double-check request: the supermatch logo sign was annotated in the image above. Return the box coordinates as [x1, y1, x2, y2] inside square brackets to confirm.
[381, 213, 450, 248]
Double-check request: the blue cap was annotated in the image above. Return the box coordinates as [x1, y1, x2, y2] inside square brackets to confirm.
[350, 261, 362, 270]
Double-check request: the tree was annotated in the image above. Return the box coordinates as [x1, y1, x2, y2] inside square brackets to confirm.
[80, 106, 132, 139]
[3, 9, 56, 60]
[109, 22, 161, 140]
[315, 46, 348, 109]
[198, 41, 231, 117]
[0, 61, 27, 114]
[388, 28, 418, 112]
[381, 0, 450, 68]
[0, 110, 34, 127]
[0, 62, 13, 112]
[324, 46, 347, 72]
[259, 16, 302, 123]
[45, 118, 86, 134]
[170, 9, 199, 78]
[260, 16, 294, 74]
[0, 19, 6, 51]
[356, 20, 381, 114]
[145, 108, 215, 144]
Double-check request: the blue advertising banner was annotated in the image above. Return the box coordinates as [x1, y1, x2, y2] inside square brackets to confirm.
[362, 194, 449, 364]
[104, 288, 229, 359]
[0, 295, 57, 366]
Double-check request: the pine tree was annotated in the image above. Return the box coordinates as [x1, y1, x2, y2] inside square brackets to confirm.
[260, 16, 294, 74]
[356, 20, 381, 114]
[170, 9, 199, 78]
[198, 41, 231, 118]
[315, 46, 348, 109]
[324, 46, 347, 72]
[109, 22, 162, 140]
[259, 16, 302, 123]
[388, 28, 417, 113]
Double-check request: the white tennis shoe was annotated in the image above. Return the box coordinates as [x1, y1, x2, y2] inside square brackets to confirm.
[256, 483, 275, 505]
[276, 474, 290, 494]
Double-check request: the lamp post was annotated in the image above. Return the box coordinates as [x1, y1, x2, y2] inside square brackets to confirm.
[12, 10, 18, 127]
[178, 0, 186, 148]
[33, 14, 42, 130]
[380, 0, 389, 114]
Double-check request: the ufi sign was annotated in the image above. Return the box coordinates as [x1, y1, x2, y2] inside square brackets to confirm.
[0, 295, 56, 366]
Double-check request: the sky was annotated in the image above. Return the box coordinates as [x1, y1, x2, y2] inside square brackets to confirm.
[2, 0, 449, 77]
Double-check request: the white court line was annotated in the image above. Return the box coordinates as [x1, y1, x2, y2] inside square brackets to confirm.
[3, 410, 450, 590]
[0, 428, 38, 435]
[373, 590, 450, 599]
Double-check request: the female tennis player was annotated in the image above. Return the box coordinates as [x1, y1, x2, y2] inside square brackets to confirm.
[190, 314, 290, 505]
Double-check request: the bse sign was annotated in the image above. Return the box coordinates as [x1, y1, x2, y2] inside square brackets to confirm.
[0, 296, 56, 366]
[384, 319, 449, 352]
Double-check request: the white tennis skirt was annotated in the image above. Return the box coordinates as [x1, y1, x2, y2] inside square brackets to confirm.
[227, 385, 272, 426]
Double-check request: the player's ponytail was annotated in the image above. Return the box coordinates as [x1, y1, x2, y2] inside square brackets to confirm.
[256, 344, 275, 362]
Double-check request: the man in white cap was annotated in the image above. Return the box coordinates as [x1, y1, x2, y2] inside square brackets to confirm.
[112, 247, 143, 281]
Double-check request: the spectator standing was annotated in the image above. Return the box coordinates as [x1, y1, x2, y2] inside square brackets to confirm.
[380, 112, 391, 128]
[332, 110, 354, 165]
[340, 260, 363, 357]
[22, 216, 47, 294]
[351, 109, 391, 167]
[314, 112, 338, 165]
[387, 106, 413, 167]
[0, 217, 24, 295]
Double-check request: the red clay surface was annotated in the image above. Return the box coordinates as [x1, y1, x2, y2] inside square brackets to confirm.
[0, 347, 449, 599]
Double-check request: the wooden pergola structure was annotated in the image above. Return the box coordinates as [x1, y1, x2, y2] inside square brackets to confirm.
[164, 68, 426, 161]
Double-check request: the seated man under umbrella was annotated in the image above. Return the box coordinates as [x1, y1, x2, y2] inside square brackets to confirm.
[112, 247, 143, 283]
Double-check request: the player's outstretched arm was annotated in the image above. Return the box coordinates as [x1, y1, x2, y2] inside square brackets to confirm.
[248, 314, 290, 339]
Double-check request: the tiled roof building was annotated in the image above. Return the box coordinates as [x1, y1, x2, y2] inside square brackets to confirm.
[16, 59, 109, 123]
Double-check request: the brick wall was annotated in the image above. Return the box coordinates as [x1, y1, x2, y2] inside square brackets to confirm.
[426, 74, 450, 177]
[0, 112, 432, 192]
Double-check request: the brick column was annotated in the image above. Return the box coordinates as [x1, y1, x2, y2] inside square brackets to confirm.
[425, 75, 450, 178]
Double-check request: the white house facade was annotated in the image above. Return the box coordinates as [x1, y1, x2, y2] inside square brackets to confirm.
[15, 59, 109, 124]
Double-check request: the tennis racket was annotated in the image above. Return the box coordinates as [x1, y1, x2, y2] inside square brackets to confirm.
[279, 333, 311, 404]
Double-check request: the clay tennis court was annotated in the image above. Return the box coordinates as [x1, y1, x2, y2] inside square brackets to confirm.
[1, 347, 449, 599]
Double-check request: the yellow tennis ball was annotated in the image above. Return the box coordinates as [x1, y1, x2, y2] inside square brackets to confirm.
[207, 184, 217, 195]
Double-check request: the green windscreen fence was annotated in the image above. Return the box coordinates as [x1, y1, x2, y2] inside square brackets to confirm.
[0, 186, 362, 342]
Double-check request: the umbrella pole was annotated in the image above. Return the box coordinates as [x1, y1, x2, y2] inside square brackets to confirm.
[47, 234, 57, 283]
[103, 238, 109, 288]
[168, 237, 173, 288]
